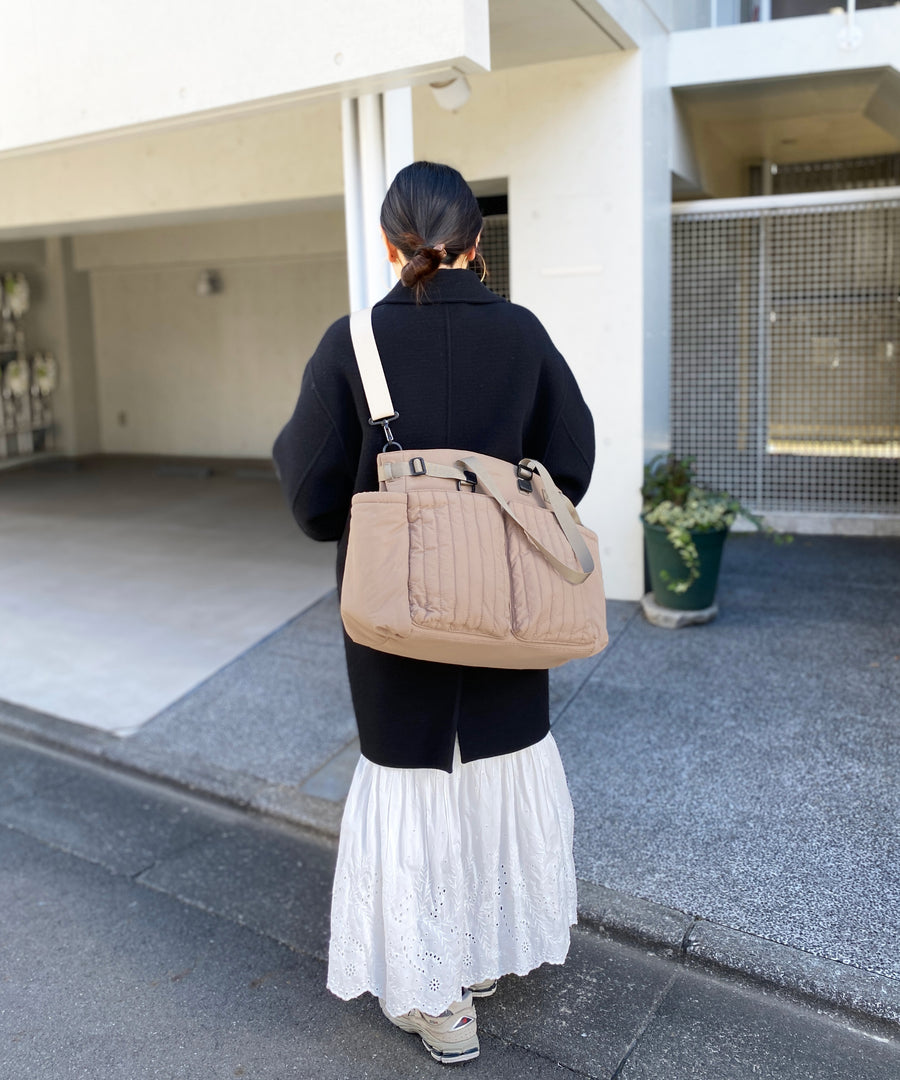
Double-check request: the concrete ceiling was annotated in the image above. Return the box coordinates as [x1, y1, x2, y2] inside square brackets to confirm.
[676, 68, 900, 168]
[488, 0, 621, 70]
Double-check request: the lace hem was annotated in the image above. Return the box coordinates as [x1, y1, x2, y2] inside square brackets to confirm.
[326, 732, 577, 1017]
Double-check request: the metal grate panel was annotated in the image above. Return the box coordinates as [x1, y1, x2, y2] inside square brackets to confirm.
[474, 213, 510, 300]
[672, 198, 900, 515]
[772, 155, 900, 194]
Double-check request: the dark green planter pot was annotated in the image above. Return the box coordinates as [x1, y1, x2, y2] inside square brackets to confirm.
[642, 519, 729, 611]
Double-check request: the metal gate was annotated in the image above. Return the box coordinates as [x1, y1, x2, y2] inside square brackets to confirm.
[671, 190, 900, 517]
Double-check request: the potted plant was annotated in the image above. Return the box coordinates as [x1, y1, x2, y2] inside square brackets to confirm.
[640, 453, 791, 612]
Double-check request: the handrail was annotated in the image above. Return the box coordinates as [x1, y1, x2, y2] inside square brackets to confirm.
[672, 185, 900, 216]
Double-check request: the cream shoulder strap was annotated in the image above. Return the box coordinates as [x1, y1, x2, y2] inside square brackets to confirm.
[349, 307, 396, 423]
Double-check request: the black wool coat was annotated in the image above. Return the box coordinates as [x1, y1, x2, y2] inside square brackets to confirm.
[272, 269, 595, 772]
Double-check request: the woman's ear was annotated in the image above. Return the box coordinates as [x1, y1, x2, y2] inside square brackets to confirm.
[465, 230, 483, 262]
[381, 227, 399, 263]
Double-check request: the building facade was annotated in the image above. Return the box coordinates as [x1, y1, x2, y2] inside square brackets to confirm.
[1, 1, 898, 601]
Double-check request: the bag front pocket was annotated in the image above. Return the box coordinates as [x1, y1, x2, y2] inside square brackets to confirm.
[407, 490, 511, 638]
[341, 492, 412, 644]
[506, 502, 605, 647]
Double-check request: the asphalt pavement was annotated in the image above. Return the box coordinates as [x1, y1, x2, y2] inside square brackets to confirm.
[3, 729, 900, 1080]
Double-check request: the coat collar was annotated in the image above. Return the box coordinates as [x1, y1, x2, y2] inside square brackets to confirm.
[375, 268, 507, 306]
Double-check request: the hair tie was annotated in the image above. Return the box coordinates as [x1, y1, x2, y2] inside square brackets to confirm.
[433, 243, 447, 258]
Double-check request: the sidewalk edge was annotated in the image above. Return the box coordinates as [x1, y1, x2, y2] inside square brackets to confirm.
[575, 884, 900, 1034]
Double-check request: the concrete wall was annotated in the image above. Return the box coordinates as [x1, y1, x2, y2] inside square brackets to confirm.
[72, 210, 348, 459]
[0, 98, 344, 238]
[414, 52, 646, 600]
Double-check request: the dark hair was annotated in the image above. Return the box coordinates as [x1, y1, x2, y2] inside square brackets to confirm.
[380, 161, 483, 302]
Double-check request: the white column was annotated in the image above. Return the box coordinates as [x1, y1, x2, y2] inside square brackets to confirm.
[341, 89, 414, 311]
[383, 87, 414, 185]
[341, 98, 366, 313]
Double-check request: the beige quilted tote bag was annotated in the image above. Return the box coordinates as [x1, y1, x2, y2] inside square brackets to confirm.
[339, 308, 608, 669]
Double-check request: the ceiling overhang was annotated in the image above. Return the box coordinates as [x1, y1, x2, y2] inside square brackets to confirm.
[674, 68, 900, 197]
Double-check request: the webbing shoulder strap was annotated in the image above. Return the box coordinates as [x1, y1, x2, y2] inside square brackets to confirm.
[349, 308, 395, 423]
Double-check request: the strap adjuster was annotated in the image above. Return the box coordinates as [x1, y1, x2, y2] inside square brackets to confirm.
[457, 470, 477, 492]
[409, 457, 426, 476]
[516, 462, 534, 494]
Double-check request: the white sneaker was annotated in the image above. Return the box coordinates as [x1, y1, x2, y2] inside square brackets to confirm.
[380, 989, 479, 1064]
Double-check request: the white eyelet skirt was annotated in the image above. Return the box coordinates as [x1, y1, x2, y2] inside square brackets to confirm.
[326, 731, 578, 1018]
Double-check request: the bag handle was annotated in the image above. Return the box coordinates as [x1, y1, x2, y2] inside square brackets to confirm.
[380, 455, 595, 585]
[461, 455, 594, 585]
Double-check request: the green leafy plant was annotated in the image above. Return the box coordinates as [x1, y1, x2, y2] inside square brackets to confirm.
[641, 453, 792, 594]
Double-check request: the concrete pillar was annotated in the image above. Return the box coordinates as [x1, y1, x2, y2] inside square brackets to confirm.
[43, 237, 101, 457]
[341, 88, 414, 310]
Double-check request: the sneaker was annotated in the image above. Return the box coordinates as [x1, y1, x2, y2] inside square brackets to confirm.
[464, 978, 498, 998]
[380, 990, 479, 1064]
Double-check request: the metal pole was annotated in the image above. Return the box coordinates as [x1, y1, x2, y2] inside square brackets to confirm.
[756, 214, 768, 508]
[839, 0, 863, 50]
[761, 158, 774, 197]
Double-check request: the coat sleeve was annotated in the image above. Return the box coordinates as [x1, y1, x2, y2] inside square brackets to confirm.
[271, 320, 360, 541]
[519, 311, 596, 505]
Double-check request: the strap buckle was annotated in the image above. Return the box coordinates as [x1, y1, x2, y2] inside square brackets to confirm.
[409, 457, 426, 476]
[516, 461, 534, 494]
[457, 470, 477, 492]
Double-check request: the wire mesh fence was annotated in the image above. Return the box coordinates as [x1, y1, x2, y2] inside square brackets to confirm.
[475, 213, 510, 300]
[672, 196, 900, 514]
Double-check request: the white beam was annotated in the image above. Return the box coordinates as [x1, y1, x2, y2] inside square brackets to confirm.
[670, 7, 900, 89]
[0, 0, 488, 156]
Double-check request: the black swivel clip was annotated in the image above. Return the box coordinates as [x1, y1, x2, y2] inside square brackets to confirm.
[369, 412, 402, 452]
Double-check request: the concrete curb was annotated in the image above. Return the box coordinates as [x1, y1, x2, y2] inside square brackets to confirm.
[576, 881, 900, 1034]
[3, 701, 898, 1034]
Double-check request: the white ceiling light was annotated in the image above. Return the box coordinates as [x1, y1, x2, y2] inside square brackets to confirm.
[430, 75, 471, 112]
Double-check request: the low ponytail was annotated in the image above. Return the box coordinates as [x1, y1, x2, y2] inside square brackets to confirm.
[381, 163, 482, 302]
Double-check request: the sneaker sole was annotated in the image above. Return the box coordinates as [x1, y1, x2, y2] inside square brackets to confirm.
[421, 1036, 480, 1064]
[465, 981, 498, 998]
[384, 1008, 479, 1063]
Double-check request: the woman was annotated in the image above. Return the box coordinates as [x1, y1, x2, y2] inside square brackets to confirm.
[273, 161, 595, 1065]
